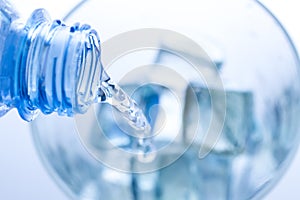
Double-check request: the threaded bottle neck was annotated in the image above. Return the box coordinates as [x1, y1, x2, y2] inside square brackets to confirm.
[17, 9, 104, 121]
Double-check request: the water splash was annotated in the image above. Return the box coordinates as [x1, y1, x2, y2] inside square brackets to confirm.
[97, 78, 151, 135]
[97, 77, 156, 163]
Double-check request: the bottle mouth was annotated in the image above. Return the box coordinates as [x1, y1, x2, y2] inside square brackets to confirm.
[17, 9, 103, 121]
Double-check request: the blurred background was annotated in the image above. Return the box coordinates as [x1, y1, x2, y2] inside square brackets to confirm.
[0, 0, 299, 199]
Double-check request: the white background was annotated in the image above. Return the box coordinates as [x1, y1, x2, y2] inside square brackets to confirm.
[0, 0, 299, 199]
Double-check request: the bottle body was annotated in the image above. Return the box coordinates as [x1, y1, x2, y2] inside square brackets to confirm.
[0, 0, 105, 121]
[0, 0, 18, 117]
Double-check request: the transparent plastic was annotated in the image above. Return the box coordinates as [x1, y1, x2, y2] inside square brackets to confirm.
[31, 0, 300, 200]
[0, 0, 104, 121]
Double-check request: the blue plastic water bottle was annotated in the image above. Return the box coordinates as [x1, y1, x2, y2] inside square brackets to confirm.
[0, 0, 105, 121]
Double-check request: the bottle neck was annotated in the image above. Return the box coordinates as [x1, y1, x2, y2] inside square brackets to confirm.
[14, 9, 104, 121]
